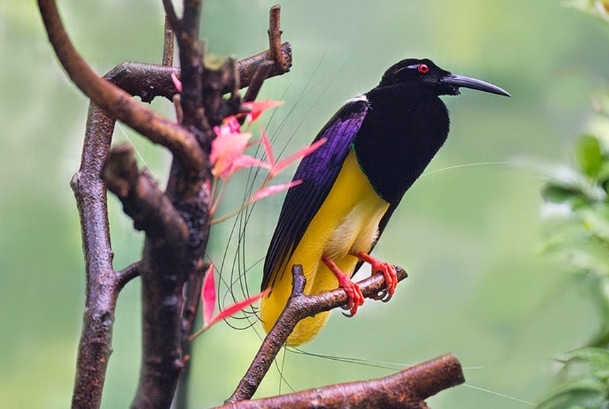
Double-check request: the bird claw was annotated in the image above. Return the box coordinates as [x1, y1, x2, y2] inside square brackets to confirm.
[370, 288, 393, 302]
[340, 281, 364, 317]
[380, 290, 393, 303]
[370, 288, 387, 300]
[341, 304, 356, 318]
[356, 252, 398, 298]
[322, 256, 365, 317]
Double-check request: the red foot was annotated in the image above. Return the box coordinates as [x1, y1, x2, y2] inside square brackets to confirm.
[356, 252, 397, 300]
[322, 256, 365, 316]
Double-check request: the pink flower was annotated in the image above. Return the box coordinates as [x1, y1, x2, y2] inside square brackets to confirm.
[210, 116, 266, 180]
[209, 100, 326, 223]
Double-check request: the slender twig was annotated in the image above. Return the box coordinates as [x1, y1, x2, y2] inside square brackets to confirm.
[267, 5, 287, 72]
[227, 265, 409, 402]
[162, 0, 178, 27]
[116, 261, 140, 291]
[242, 61, 274, 103]
[174, 260, 206, 409]
[237, 42, 292, 88]
[162, 15, 174, 67]
[217, 354, 464, 409]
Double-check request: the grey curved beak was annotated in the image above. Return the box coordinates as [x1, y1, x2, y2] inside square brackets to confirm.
[442, 74, 510, 97]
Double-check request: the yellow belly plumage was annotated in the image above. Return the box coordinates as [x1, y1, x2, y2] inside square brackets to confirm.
[260, 150, 390, 346]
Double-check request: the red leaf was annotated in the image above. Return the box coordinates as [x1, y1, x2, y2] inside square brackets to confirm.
[204, 289, 270, 330]
[249, 180, 302, 203]
[243, 100, 284, 124]
[260, 127, 275, 167]
[201, 264, 216, 327]
[271, 137, 327, 177]
[232, 155, 270, 172]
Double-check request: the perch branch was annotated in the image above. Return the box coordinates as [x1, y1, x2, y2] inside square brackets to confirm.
[227, 265, 409, 402]
[218, 354, 464, 409]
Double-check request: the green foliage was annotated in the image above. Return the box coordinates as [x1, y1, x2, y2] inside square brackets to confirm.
[541, 131, 609, 406]
[537, 348, 609, 409]
[540, 38, 609, 407]
[542, 132, 609, 342]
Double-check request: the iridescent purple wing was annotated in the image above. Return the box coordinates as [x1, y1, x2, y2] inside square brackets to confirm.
[262, 97, 369, 290]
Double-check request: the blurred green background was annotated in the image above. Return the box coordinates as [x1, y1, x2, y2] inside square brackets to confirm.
[2, 0, 608, 407]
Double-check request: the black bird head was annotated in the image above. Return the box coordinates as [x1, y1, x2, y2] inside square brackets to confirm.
[379, 58, 510, 97]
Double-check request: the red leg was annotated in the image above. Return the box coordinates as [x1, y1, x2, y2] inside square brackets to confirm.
[355, 251, 397, 298]
[322, 255, 365, 316]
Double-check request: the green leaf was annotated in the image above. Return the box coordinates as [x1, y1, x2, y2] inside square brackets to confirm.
[580, 205, 609, 241]
[576, 134, 603, 178]
[542, 183, 583, 205]
[569, 347, 609, 380]
[536, 379, 606, 409]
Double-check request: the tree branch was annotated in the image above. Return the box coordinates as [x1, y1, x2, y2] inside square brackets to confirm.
[102, 144, 190, 242]
[227, 265, 409, 402]
[162, 15, 175, 67]
[37, 0, 205, 172]
[130, 2, 210, 408]
[218, 354, 464, 409]
[69, 102, 118, 409]
[267, 5, 288, 73]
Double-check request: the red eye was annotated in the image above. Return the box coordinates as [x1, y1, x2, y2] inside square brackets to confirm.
[418, 64, 429, 74]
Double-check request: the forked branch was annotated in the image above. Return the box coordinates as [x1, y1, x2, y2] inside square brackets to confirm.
[228, 265, 409, 402]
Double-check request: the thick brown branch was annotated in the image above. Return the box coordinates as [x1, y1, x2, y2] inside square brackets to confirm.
[100, 41, 292, 105]
[101, 144, 195, 409]
[228, 265, 409, 402]
[69, 103, 119, 409]
[168, 0, 207, 134]
[218, 354, 464, 409]
[102, 144, 189, 242]
[37, 0, 205, 173]
[130, 2, 211, 408]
